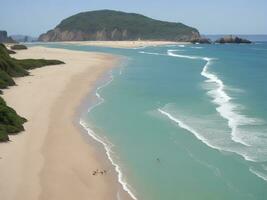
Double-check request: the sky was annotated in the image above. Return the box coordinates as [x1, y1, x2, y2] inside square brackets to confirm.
[0, 0, 266, 37]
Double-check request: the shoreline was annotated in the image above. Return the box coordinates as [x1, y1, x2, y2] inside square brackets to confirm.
[77, 64, 138, 200]
[31, 40, 189, 49]
[75, 59, 138, 199]
[0, 46, 132, 200]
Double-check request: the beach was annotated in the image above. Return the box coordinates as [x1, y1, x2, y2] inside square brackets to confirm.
[0, 46, 131, 200]
[60, 42, 267, 200]
[56, 40, 188, 48]
[1, 41, 266, 200]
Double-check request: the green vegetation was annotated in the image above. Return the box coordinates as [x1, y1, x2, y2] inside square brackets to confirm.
[0, 44, 28, 90]
[0, 43, 64, 90]
[7, 49, 16, 54]
[10, 44, 28, 50]
[40, 10, 200, 41]
[0, 43, 64, 142]
[15, 59, 64, 70]
[0, 97, 27, 142]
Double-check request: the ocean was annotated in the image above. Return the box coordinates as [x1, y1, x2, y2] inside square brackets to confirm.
[40, 40, 267, 200]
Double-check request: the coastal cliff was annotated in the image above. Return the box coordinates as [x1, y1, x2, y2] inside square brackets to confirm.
[39, 10, 200, 42]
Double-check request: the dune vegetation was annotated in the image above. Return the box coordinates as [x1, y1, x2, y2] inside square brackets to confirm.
[0, 43, 64, 141]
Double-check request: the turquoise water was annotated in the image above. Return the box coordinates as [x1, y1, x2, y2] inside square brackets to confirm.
[42, 42, 267, 200]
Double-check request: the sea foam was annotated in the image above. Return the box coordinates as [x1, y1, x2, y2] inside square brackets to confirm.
[167, 50, 263, 147]
[249, 167, 267, 181]
[191, 46, 204, 49]
[159, 49, 267, 176]
[80, 70, 138, 200]
[200, 57, 250, 146]
[139, 51, 165, 56]
[158, 104, 267, 163]
[80, 120, 138, 200]
[158, 108, 219, 150]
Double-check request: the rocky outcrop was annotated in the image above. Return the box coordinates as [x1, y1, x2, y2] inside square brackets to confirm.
[39, 28, 138, 41]
[0, 31, 16, 43]
[39, 28, 200, 42]
[39, 28, 84, 41]
[215, 35, 251, 44]
[190, 37, 211, 44]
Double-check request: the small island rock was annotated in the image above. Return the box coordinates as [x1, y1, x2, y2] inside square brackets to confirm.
[215, 35, 251, 44]
[190, 37, 212, 44]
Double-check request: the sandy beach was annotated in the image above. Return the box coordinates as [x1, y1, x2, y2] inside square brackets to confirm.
[51, 40, 188, 48]
[0, 47, 131, 200]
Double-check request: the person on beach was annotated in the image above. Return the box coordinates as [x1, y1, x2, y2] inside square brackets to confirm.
[92, 169, 108, 175]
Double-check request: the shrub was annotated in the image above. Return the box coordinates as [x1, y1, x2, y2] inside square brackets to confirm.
[10, 44, 28, 50]
[0, 96, 27, 141]
[0, 43, 64, 142]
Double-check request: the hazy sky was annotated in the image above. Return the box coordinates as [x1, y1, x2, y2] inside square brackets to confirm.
[1, 0, 266, 36]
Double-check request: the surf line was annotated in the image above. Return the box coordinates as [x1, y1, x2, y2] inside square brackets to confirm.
[166, 50, 250, 146]
[158, 108, 220, 150]
[80, 69, 138, 200]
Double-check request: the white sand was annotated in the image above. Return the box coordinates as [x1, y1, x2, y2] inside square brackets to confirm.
[51, 40, 188, 48]
[0, 47, 131, 200]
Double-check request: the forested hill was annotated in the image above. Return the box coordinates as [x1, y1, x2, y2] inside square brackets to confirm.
[39, 10, 200, 41]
